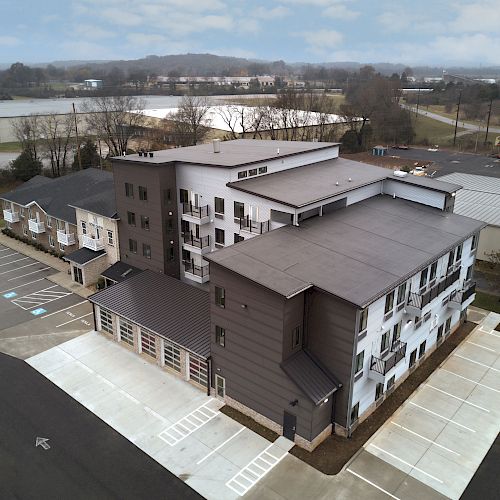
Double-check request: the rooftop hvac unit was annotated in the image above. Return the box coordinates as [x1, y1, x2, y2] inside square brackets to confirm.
[393, 170, 408, 177]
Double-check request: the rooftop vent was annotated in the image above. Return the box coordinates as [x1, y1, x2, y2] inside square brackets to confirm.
[276, 148, 280, 155]
[348, 177, 352, 182]
[393, 170, 408, 177]
[213, 139, 221, 153]
[335, 181, 339, 186]
[149, 152, 154, 158]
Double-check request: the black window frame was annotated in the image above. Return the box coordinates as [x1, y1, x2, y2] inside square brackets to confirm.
[179, 189, 189, 204]
[384, 290, 395, 314]
[140, 215, 150, 231]
[214, 197, 225, 214]
[215, 286, 225, 308]
[355, 351, 364, 374]
[237, 170, 248, 179]
[128, 238, 137, 254]
[258, 166, 267, 174]
[429, 261, 438, 282]
[419, 267, 429, 289]
[350, 402, 359, 424]
[127, 211, 136, 226]
[138, 185, 148, 201]
[215, 228, 225, 245]
[234, 233, 244, 244]
[215, 325, 226, 347]
[234, 201, 245, 219]
[248, 168, 258, 176]
[359, 308, 368, 332]
[418, 340, 426, 358]
[125, 182, 134, 198]
[292, 325, 302, 348]
[380, 331, 390, 353]
[142, 243, 151, 259]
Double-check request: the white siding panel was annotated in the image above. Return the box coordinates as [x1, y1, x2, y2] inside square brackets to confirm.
[383, 179, 445, 209]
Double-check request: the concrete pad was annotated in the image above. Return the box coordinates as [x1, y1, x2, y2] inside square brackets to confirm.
[26, 346, 74, 373]
[58, 331, 109, 358]
[221, 429, 277, 468]
[193, 413, 244, 449]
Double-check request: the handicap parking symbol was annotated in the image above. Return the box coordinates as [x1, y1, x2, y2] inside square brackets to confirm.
[31, 308, 47, 316]
[3, 292, 17, 299]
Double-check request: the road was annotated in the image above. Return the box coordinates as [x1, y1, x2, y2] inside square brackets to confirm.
[0, 351, 202, 500]
[402, 104, 500, 134]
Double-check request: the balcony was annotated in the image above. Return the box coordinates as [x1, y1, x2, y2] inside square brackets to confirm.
[28, 219, 45, 233]
[183, 233, 211, 255]
[406, 268, 461, 316]
[56, 230, 76, 246]
[368, 340, 407, 384]
[184, 261, 210, 284]
[449, 280, 476, 311]
[82, 234, 104, 251]
[239, 216, 270, 235]
[181, 202, 210, 225]
[3, 209, 20, 223]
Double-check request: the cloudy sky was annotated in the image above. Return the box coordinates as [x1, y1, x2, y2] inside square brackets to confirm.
[1, 0, 499, 66]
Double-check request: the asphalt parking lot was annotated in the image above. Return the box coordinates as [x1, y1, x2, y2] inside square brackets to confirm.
[0, 243, 93, 359]
[27, 331, 294, 500]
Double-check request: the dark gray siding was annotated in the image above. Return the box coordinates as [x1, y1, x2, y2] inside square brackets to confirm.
[210, 264, 324, 442]
[305, 290, 357, 429]
[282, 293, 304, 360]
[113, 161, 179, 277]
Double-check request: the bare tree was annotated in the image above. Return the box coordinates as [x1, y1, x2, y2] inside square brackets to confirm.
[80, 95, 145, 156]
[11, 114, 41, 161]
[167, 95, 211, 146]
[39, 113, 75, 177]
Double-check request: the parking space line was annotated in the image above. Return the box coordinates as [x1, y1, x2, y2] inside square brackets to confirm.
[441, 369, 500, 393]
[0, 262, 38, 275]
[226, 442, 288, 496]
[0, 248, 11, 252]
[0, 252, 19, 259]
[391, 422, 460, 455]
[484, 330, 500, 339]
[408, 402, 476, 432]
[0, 278, 45, 294]
[12, 286, 73, 310]
[347, 469, 401, 500]
[8, 267, 51, 281]
[466, 341, 496, 352]
[368, 444, 444, 484]
[454, 353, 500, 374]
[41, 301, 89, 318]
[0, 257, 29, 267]
[425, 384, 489, 412]
[55, 313, 93, 328]
[196, 428, 245, 465]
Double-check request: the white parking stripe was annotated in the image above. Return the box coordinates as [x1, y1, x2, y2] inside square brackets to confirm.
[41, 301, 89, 318]
[196, 428, 245, 465]
[0, 262, 38, 275]
[0, 257, 29, 267]
[0, 248, 11, 252]
[0, 252, 18, 259]
[408, 402, 476, 432]
[441, 369, 500, 393]
[55, 313, 93, 328]
[347, 469, 401, 500]
[466, 341, 496, 352]
[484, 330, 500, 339]
[0, 278, 45, 294]
[425, 384, 489, 412]
[454, 353, 500, 374]
[8, 267, 51, 281]
[390, 422, 460, 455]
[369, 444, 444, 484]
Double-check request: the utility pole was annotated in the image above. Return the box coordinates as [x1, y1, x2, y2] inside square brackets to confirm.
[415, 88, 421, 118]
[453, 91, 462, 146]
[484, 98, 493, 146]
[72, 103, 82, 170]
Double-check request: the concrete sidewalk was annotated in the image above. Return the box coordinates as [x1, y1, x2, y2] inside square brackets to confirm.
[0, 232, 94, 298]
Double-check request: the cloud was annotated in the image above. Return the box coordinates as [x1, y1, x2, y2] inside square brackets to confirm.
[73, 24, 115, 40]
[323, 4, 359, 20]
[0, 36, 20, 47]
[127, 33, 168, 46]
[253, 6, 290, 19]
[449, 1, 500, 33]
[301, 29, 344, 52]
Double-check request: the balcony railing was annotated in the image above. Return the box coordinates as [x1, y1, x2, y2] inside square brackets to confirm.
[3, 209, 20, 223]
[183, 233, 210, 249]
[182, 203, 209, 219]
[370, 340, 407, 376]
[82, 234, 104, 251]
[406, 268, 461, 315]
[184, 261, 210, 277]
[239, 216, 270, 234]
[449, 280, 476, 310]
[28, 219, 45, 233]
[56, 230, 76, 246]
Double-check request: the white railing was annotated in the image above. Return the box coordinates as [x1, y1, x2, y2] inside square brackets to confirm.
[28, 219, 45, 233]
[57, 230, 76, 246]
[3, 209, 20, 223]
[82, 234, 104, 251]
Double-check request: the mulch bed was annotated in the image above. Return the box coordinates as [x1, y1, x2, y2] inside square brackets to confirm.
[220, 321, 476, 475]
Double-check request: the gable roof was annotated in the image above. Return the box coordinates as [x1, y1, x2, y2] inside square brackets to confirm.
[0, 169, 115, 224]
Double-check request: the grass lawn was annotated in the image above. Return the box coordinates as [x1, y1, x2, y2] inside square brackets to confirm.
[412, 114, 465, 146]
[473, 291, 500, 314]
[0, 142, 22, 153]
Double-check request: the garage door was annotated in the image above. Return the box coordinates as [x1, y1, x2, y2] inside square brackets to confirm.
[189, 355, 207, 387]
[164, 341, 181, 372]
[140, 329, 156, 358]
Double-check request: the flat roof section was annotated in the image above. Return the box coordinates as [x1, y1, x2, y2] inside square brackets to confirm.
[101, 261, 142, 284]
[64, 248, 106, 265]
[89, 270, 210, 358]
[112, 139, 339, 168]
[206, 195, 485, 308]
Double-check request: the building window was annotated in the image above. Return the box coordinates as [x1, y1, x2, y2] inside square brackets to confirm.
[127, 211, 136, 226]
[163, 342, 181, 372]
[46, 216, 52, 228]
[59, 242, 65, 252]
[215, 286, 225, 308]
[189, 356, 208, 386]
[143, 243, 151, 259]
[375, 382, 384, 401]
[396, 282, 407, 305]
[455, 244, 462, 263]
[359, 308, 368, 333]
[215, 197, 224, 215]
[215, 325, 225, 347]
[466, 265, 473, 282]
[258, 166, 267, 174]
[471, 234, 478, 251]
[19, 207, 25, 218]
[418, 340, 426, 359]
[182, 248, 191, 263]
[429, 261, 438, 283]
[48, 234, 55, 247]
[100, 309, 113, 334]
[409, 349, 417, 368]
[140, 329, 156, 357]
[392, 321, 402, 343]
[22, 225, 28, 236]
[215, 228, 225, 246]
[119, 319, 134, 346]
[237, 170, 248, 179]
[387, 375, 395, 390]
[128, 239, 137, 254]
[125, 182, 134, 198]
[234, 201, 245, 219]
[107, 230, 114, 246]
[81, 221, 87, 235]
[380, 331, 390, 353]
[437, 324, 444, 342]
[445, 317, 452, 333]
[179, 188, 189, 204]
[248, 168, 258, 176]
[355, 351, 364, 374]
[234, 233, 244, 244]
[350, 402, 359, 424]
[140, 215, 150, 230]
[384, 290, 395, 317]
[419, 268, 428, 290]
[138, 185, 148, 201]
[31, 231, 37, 240]
[292, 326, 302, 348]
[447, 249, 455, 270]
[56, 219, 64, 231]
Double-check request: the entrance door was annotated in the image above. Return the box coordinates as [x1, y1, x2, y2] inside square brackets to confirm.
[283, 411, 296, 441]
[73, 266, 83, 285]
[215, 374, 225, 399]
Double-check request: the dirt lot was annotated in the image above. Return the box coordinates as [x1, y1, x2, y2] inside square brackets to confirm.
[222, 321, 476, 475]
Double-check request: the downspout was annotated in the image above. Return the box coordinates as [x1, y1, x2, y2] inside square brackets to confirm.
[347, 309, 361, 438]
[206, 356, 212, 397]
[92, 303, 97, 331]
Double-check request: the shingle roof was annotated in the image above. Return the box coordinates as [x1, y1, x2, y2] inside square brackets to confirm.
[101, 261, 142, 283]
[438, 173, 500, 226]
[112, 139, 339, 168]
[64, 247, 106, 265]
[206, 195, 485, 308]
[89, 270, 210, 358]
[0, 169, 115, 223]
[281, 350, 340, 405]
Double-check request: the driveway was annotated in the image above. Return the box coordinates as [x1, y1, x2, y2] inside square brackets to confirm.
[27, 331, 294, 500]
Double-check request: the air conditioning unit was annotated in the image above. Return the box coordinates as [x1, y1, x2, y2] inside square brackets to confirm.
[393, 170, 408, 177]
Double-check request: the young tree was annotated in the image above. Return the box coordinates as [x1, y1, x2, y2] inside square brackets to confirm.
[167, 95, 211, 146]
[11, 114, 41, 161]
[10, 151, 43, 181]
[72, 139, 100, 170]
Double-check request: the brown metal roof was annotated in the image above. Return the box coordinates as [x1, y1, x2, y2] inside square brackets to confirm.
[89, 270, 210, 358]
